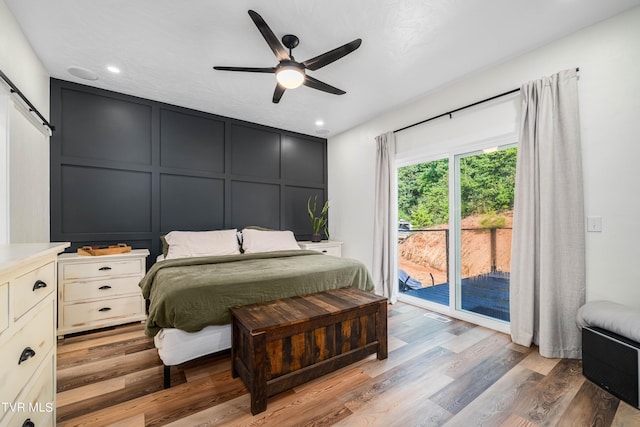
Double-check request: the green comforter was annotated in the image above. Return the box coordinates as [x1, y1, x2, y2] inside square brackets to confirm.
[139, 250, 374, 337]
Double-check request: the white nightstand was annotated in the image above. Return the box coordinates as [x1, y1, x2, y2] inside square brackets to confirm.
[57, 249, 149, 337]
[298, 240, 343, 257]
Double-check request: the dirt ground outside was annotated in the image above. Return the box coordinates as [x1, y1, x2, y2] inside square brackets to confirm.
[398, 212, 513, 288]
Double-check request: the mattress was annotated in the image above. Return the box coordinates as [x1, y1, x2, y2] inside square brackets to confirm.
[154, 324, 231, 366]
[154, 254, 230, 366]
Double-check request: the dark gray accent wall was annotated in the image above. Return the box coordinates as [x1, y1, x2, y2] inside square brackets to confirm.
[50, 79, 327, 263]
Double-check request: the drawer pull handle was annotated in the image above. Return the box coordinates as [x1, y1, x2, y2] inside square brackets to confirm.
[32, 280, 47, 291]
[22, 419, 35, 427]
[98, 285, 112, 290]
[18, 347, 36, 365]
[98, 307, 112, 312]
[99, 266, 112, 271]
[322, 250, 328, 253]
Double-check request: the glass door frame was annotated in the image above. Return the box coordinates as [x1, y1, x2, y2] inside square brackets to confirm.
[452, 143, 517, 327]
[395, 134, 516, 334]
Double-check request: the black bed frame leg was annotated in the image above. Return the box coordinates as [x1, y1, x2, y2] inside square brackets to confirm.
[164, 365, 171, 389]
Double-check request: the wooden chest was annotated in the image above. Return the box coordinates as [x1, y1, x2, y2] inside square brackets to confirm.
[230, 287, 387, 415]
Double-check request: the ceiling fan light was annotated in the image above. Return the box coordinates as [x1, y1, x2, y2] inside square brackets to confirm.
[276, 66, 305, 89]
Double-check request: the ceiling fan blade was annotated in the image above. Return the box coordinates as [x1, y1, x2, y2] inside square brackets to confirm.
[301, 39, 362, 71]
[248, 10, 290, 62]
[273, 84, 286, 103]
[213, 66, 275, 73]
[303, 75, 346, 95]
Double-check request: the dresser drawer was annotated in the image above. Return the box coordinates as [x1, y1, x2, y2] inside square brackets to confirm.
[64, 276, 142, 302]
[4, 353, 55, 427]
[0, 299, 55, 405]
[63, 295, 144, 329]
[12, 261, 55, 320]
[62, 258, 143, 280]
[0, 282, 7, 335]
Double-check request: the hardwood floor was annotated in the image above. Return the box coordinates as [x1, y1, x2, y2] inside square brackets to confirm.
[56, 302, 640, 426]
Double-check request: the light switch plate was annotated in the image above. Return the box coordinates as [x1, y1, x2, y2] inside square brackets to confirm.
[587, 216, 602, 232]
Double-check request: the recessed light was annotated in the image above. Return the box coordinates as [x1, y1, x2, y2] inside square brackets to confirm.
[67, 66, 98, 81]
[107, 65, 121, 74]
[315, 119, 324, 127]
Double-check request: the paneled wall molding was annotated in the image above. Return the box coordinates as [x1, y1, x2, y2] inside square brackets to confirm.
[50, 79, 327, 262]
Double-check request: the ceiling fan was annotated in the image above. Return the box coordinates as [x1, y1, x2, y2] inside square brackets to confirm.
[214, 10, 362, 103]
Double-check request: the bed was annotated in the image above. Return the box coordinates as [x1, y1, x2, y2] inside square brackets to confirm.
[138, 228, 375, 387]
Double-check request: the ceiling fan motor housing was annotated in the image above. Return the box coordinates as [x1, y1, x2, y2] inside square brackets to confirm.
[276, 60, 305, 73]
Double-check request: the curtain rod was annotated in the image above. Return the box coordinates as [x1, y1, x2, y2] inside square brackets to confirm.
[394, 67, 579, 134]
[0, 68, 55, 132]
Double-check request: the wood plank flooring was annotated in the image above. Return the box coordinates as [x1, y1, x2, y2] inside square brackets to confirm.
[56, 302, 640, 426]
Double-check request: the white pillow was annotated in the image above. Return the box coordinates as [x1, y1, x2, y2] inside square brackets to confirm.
[241, 229, 301, 254]
[164, 229, 240, 259]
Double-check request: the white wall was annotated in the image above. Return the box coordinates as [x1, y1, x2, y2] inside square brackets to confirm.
[328, 7, 640, 307]
[0, 94, 8, 243]
[0, 0, 51, 242]
[0, 0, 49, 116]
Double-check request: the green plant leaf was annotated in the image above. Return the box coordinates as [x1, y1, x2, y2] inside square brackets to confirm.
[307, 195, 329, 235]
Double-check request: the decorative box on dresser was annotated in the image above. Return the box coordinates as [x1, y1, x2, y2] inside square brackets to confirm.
[297, 240, 343, 257]
[0, 242, 69, 427]
[57, 249, 149, 338]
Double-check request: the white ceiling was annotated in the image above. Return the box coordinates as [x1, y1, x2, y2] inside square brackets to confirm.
[6, 0, 640, 137]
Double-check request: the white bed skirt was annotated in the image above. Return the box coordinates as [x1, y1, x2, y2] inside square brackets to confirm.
[154, 324, 231, 366]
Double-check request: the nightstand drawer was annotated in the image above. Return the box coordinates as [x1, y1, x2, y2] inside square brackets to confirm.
[314, 246, 342, 257]
[298, 241, 343, 257]
[63, 296, 144, 329]
[62, 258, 143, 280]
[0, 283, 7, 335]
[64, 276, 142, 302]
[12, 261, 55, 321]
[0, 299, 54, 405]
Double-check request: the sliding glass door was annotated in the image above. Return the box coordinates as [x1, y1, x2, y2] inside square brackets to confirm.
[397, 159, 450, 306]
[454, 146, 516, 322]
[397, 144, 516, 327]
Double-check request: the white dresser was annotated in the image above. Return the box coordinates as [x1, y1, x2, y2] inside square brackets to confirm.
[0, 242, 69, 427]
[57, 249, 149, 337]
[298, 240, 343, 257]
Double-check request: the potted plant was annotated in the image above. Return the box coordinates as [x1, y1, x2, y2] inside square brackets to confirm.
[307, 196, 329, 242]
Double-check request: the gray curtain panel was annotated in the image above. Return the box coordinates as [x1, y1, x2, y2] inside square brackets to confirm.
[510, 68, 585, 358]
[373, 131, 397, 303]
